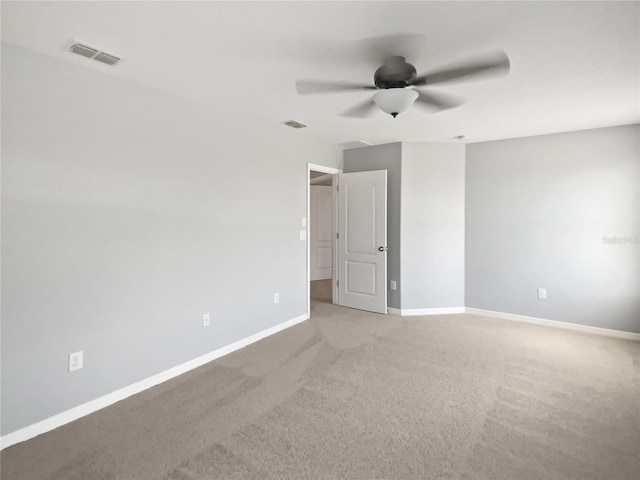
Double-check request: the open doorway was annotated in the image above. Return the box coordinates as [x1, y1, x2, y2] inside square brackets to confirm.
[306, 163, 388, 317]
[307, 164, 340, 317]
[310, 171, 334, 302]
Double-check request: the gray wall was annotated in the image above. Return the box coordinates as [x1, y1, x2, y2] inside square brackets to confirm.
[401, 143, 465, 309]
[344, 143, 402, 309]
[466, 125, 640, 333]
[4, 44, 639, 439]
[1, 44, 339, 435]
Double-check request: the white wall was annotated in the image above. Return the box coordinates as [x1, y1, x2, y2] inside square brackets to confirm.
[401, 143, 465, 310]
[466, 125, 640, 333]
[1, 44, 339, 436]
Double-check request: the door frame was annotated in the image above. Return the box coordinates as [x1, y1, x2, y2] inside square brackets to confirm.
[307, 163, 341, 318]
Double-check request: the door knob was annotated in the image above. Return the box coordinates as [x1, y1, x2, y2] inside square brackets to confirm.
[378, 246, 388, 252]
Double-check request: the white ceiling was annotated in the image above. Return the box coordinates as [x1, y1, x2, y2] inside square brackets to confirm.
[2, 1, 639, 145]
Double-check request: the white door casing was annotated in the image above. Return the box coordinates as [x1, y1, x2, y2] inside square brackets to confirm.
[310, 185, 333, 281]
[307, 163, 341, 317]
[337, 170, 388, 314]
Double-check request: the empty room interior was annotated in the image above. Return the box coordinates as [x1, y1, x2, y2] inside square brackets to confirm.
[1, 2, 639, 479]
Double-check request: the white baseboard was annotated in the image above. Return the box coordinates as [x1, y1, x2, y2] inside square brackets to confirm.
[465, 308, 640, 341]
[388, 307, 466, 316]
[0, 313, 309, 451]
[388, 305, 639, 340]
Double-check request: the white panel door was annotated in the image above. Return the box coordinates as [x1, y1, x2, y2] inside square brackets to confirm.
[338, 170, 387, 314]
[310, 185, 333, 281]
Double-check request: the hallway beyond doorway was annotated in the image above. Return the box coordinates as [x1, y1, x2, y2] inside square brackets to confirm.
[310, 279, 332, 304]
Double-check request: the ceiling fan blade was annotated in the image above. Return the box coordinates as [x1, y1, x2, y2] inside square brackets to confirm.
[411, 50, 510, 86]
[296, 80, 377, 95]
[414, 89, 465, 111]
[341, 98, 378, 118]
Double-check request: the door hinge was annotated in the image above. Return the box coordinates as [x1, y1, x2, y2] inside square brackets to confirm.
[336, 280, 339, 287]
[336, 232, 339, 239]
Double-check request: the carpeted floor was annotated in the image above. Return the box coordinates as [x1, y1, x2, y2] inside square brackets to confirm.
[2, 283, 639, 479]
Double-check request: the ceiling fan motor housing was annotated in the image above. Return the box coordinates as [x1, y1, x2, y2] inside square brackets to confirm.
[374, 56, 418, 88]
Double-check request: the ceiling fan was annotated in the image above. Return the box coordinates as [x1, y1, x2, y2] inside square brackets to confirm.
[296, 47, 510, 118]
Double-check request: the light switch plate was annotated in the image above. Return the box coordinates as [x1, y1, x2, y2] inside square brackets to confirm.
[538, 288, 547, 300]
[302, 217, 307, 227]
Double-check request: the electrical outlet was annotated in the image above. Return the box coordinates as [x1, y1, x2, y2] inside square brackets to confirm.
[538, 288, 547, 300]
[390, 280, 397, 291]
[274, 292, 279, 304]
[203, 312, 211, 327]
[69, 351, 83, 372]
[299, 230, 307, 241]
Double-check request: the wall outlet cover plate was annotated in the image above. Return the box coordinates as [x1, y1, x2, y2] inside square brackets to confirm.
[69, 351, 83, 372]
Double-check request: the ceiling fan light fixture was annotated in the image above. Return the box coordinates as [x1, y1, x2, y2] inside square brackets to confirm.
[372, 88, 419, 117]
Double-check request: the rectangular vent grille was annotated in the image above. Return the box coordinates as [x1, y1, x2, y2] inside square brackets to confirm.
[93, 52, 120, 65]
[70, 43, 99, 58]
[282, 120, 308, 129]
[69, 43, 121, 66]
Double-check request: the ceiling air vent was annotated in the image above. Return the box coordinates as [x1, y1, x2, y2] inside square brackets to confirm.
[69, 42, 121, 66]
[70, 43, 99, 59]
[282, 120, 308, 129]
[94, 52, 121, 66]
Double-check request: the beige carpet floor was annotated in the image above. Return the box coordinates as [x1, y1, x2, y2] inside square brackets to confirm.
[2, 282, 639, 479]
